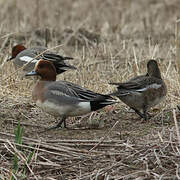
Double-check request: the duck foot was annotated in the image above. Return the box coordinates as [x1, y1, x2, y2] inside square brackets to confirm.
[131, 107, 150, 121]
[40, 117, 67, 132]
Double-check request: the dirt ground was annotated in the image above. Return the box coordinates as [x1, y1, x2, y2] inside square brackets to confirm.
[0, 0, 180, 179]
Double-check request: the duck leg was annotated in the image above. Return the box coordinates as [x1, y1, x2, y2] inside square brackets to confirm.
[62, 117, 67, 128]
[44, 116, 67, 131]
[131, 107, 146, 120]
[142, 106, 148, 121]
[55, 116, 67, 128]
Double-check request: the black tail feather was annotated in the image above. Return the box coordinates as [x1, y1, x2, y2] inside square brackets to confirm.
[43, 53, 73, 61]
[90, 95, 117, 111]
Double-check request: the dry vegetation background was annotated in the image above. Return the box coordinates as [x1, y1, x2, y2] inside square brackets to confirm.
[0, 0, 180, 179]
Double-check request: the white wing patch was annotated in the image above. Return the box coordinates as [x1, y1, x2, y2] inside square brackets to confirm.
[20, 56, 38, 63]
[136, 83, 162, 92]
[51, 90, 71, 97]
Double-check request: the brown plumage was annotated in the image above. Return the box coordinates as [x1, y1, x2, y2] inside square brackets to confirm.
[110, 59, 167, 120]
[26, 60, 117, 130]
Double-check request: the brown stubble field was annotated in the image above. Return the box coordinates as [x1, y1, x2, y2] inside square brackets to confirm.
[0, 0, 180, 179]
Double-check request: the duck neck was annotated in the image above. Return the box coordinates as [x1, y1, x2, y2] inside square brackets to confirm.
[41, 74, 56, 81]
[152, 68, 162, 79]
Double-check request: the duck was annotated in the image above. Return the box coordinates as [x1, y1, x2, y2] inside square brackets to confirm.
[7, 44, 76, 75]
[26, 59, 117, 130]
[109, 59, 167, 120]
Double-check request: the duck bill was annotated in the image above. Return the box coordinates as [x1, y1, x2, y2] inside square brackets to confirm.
[25, 70, 39, 76]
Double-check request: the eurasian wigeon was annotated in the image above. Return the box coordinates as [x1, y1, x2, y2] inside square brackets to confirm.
[7, 44, 76, 75]
[110, 59, 167, 120]
[26, 59, 117, 130]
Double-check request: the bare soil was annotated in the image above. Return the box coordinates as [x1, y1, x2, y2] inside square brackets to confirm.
[0, 0, 180, 179]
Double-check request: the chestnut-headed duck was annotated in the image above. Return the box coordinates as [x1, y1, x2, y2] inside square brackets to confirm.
[110, 59, 167, 120]
[7, 44, 76, 75]
[26, 59, 117, 130]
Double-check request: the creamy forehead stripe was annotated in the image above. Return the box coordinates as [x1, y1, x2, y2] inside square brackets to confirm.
[136, 83, 162, 92]
[20, 56, 38, 63]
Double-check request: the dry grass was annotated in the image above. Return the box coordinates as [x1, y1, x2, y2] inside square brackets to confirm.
[0, 0, 180, 179]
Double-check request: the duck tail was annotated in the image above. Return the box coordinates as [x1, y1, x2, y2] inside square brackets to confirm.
[90, 95, 118, 111]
